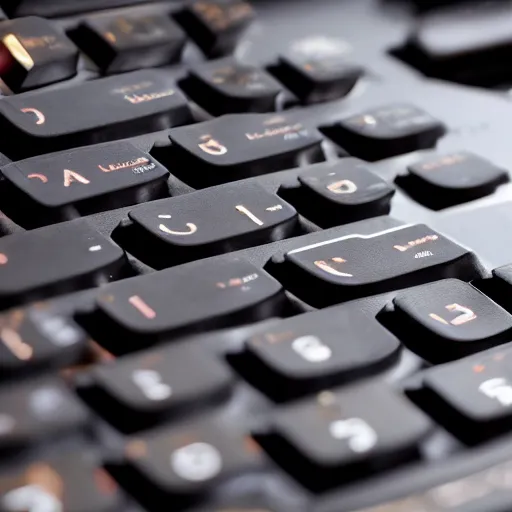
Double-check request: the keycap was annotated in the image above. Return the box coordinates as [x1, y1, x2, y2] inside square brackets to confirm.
[238, 306, 400, 401]
[92, 258, 285, 352]
[485, 263, 512, 312]
[0, 304, 87, 376]
[322, 104, 446, 161]
[382, 279, 512, 364]
[1, 141, 169, 227]
[182, 57, 283, 115]
[0, 0, 155, 18]
[0, 69, 192, 159]
[282, 158, 395, 228]
[273, 48, 363, 104]
[398, 152, 508, 209]
[118, 417, 261, 507]
[70, 13, 186, 74]
[83, 343, 233, 432]
[0, 219, 127, 308]
[175, 0, 255, 57]
[257, 383, 431, 491]
[165, 112, 323, 188]
[358, 458, 512, 511]
[271, 223, 483, 307]
[0, 16, 78, 92]
[0, 376, 89, 450]
[123, 182, 298, 268]
[0, 452, 121, 512]
[410, 345, 512, 444]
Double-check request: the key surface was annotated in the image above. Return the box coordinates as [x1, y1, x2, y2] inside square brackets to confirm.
[0, 69, 192, 158]
[93, 257, 285, 351]
[0, 219, 127, 307]
[0, 16, 78, 92]
[322, 104, 446, 161]
[0, 376, 89, 450]
[282, 158, 395, 227]
[183, 57, 283, 115]
[238, 305, 401, 400]
[272, 223, 482, 307]
[0, 304, 87, 376]
[0, 452, 121, 512]
[166, 112, 323, 187]
[85, 343, 233, 432]
[71, 13, 186, 74]
[125, 182, 298, 267]
[175, 0, 255, 57]
[1, 141, 169, 226]
[398, 152, 508, 209]
[258, 382, 431, 491]
[384, 279, 512, 363]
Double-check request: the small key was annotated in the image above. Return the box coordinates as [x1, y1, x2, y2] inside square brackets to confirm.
[123, 182, 298, 268]
[166, 112, 323, 187]
[183, 57, 283, 115]
[239, 305, 400, 400]
[257, 382, 431, 491]
[118, 417, 261, 506]
[84, 343, 233, 432]
[0, 69, 192, 159]
[0, 452, 121, 512]
[71, 13, 186, 74]
[175, 0, 255, 57]
[282, 158, 395, 227]
[0, 376, 89, 450]
[483, 263, 512, 312]
[0, 305, 87, 376]
[0, 16, 78, 92]
[398, 152, 508, 209]
[92, 258, 285, 352]
[1, 141, 169, 227]
[271, 223, 482, 307]
[322, 104, 446, 161]
[382, 279, 512, 363]
[0, 219, 127, 307]
[273, 48, 362, 104]
[410, 345, 512, 444]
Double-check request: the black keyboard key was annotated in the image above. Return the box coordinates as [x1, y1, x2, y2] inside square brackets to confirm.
[0, 452, 121, 512]
[0, 69, 192, 158]
[0, 219, 127, 307]
[118, 417, 261, 506]
[410, 345, 512, 444]
[0, 376, 89, 450]
[123, 182, 298, 268]
[484, 263, 512, 312]
[71, 13, 186, 74]
[0, 16, 78, 92]
[273, 49, 362, 104]
[257, 383, 431, 491]
[183, 57, 283, 115]
[92, 258, 285, 352]
[175, 0, 255, 57]
[165, 113, 323, 188]
[281, 158, 395, 227]
[271, 223, 482, 307]
[322, 104, 446, 161]
[237, 306, 400, 401]
[84, 344, 233, 432]
[0, 305, 87, 376]
[1, 141, 169, 227]
[381, 279, 512, 363]
[398, 152, 508, 209]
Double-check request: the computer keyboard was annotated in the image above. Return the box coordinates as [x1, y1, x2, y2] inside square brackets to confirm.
[3, 0, 512, 510]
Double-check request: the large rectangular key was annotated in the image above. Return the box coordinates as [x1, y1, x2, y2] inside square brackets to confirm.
[0, 69, 192, 158]
[270, 223, 484, 307]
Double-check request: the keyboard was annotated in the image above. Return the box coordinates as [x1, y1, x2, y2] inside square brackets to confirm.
[3, 0, 512, 510]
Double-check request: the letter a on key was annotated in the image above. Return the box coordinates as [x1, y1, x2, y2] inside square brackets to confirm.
[63, 169, 90, 187]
